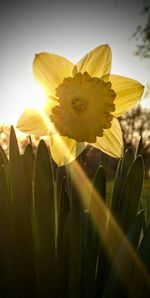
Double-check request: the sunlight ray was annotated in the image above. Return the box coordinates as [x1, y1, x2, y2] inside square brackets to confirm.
[49, 124, 150, 293]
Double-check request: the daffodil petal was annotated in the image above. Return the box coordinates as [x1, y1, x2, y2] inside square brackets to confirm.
[76, 44, 112, 78]
[108, 75, 144, 117]
[44, 95, 59, 117]
[17, 108, 52, 136]
[92, 118, 123, 158]
[49, 134, 86, 166]
[33, 53, 74, 97]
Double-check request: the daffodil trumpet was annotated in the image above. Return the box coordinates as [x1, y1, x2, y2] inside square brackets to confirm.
[17, 44, 144, 165]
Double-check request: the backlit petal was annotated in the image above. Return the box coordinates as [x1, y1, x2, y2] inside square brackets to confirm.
[76, 44, 112, 78]
[17, 108, 52, 136]
[108, 75, 144, 117]
[92, 118, 123, 158]
[33, 53, 74, 97]
[49, 134, 86, 165]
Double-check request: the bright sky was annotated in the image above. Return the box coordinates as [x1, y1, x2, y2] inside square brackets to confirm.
[0, 0, 149, 125]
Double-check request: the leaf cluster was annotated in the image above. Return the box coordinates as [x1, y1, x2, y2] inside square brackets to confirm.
[0, 127, 149, 297]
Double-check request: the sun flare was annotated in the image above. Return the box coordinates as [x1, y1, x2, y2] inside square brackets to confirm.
[19, 82, 46, 117]
[5, 80, 46, 127]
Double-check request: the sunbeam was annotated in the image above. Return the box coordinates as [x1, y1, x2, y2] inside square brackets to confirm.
[50, 129, 150, 294]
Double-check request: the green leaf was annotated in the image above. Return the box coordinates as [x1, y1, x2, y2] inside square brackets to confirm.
[33, 139, 55, 296]
[9, 126, 21, 203]
[24, 143, 35, 179]
[56, 178, 70, 298]
[83, 211, 100, 298]
[9, 127, 37, 296]
[110, 159, 122, 214]
[135, 136, 143, 158]
[102, 212, 145, 298]
[56, 165, 66, 220]
[9, 126, 20, 161]
[67, 161, 85, 298]
[0, 165, 17, 296]
[128, 222, 150, 298]
[118, 155, 144, 233]
[82, 166, 107, 297]
[92, 166, 106, 202]
[111, 148, 134, 216]
[0, 145, 10, 199]
[120, 147, 134, 183]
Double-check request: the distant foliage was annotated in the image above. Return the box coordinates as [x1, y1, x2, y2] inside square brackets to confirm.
[120, 105, 150, 154]
[132, 0, 150, 59]
[0, 125, 48, 156]
[120, 104, 150, 177]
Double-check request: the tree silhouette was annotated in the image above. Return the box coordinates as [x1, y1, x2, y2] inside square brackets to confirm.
[120, 104, 150, 177]
[120, 105, 150, 151]
[132, 0, 150, 59]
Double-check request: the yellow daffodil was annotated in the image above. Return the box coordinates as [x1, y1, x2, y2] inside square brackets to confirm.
[17, 44, 144, 165]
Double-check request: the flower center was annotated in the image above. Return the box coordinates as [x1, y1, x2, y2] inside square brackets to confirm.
[50, 72, 116, 143]
[71, 98, 87, 112]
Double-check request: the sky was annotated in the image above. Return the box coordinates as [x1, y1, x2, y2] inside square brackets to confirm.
[0, 0, 150, 125]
